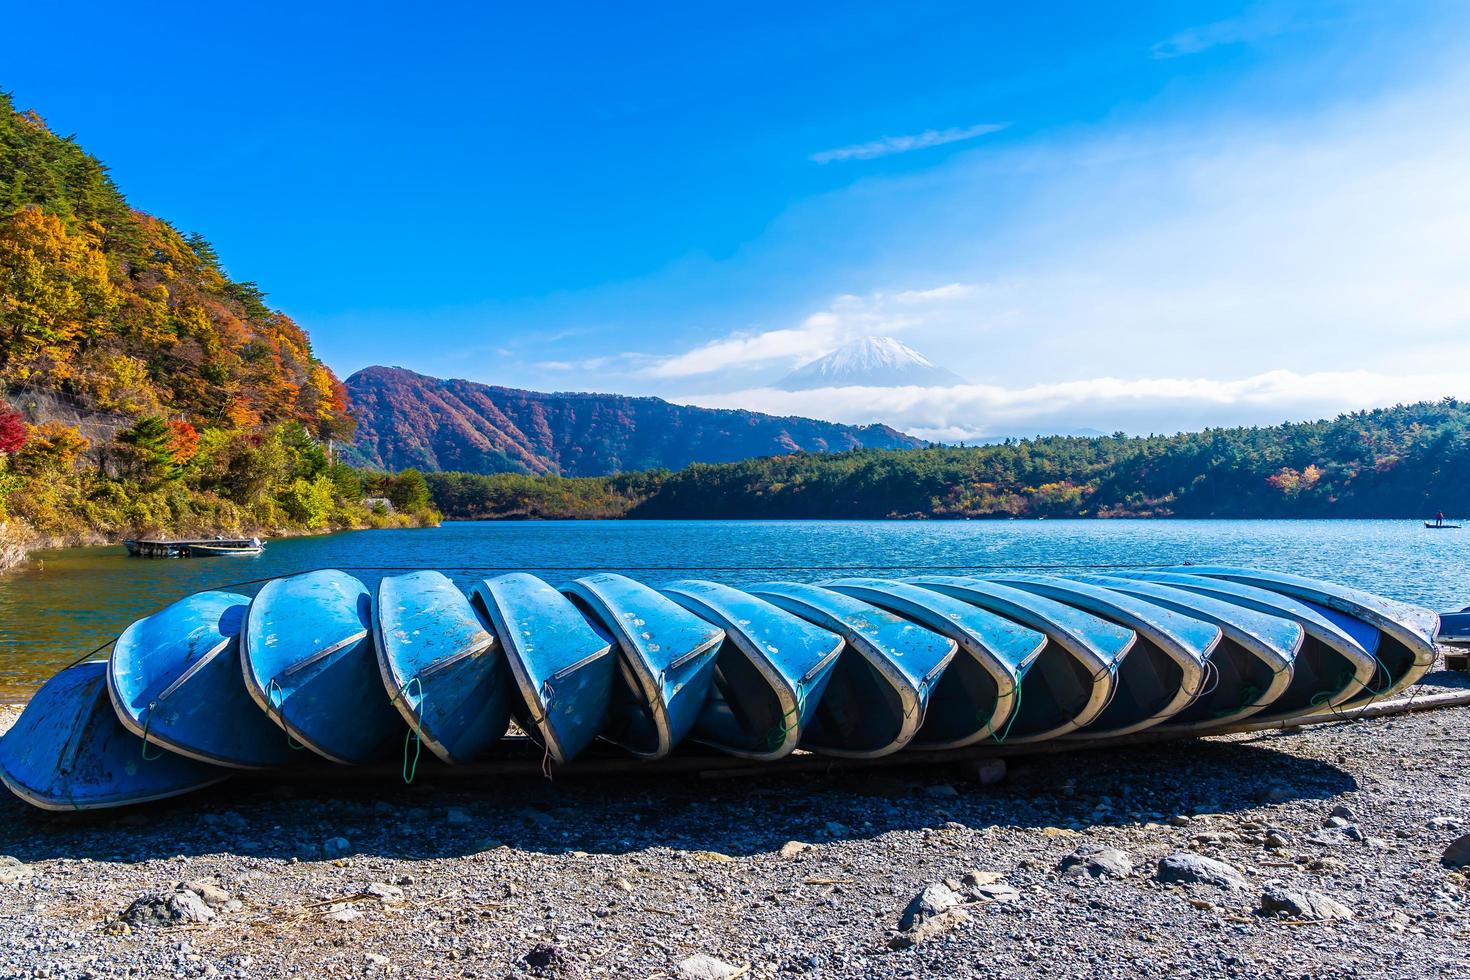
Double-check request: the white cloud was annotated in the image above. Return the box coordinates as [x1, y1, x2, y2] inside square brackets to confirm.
[1152, 6, 1294, 58]
[674, 369, 1470, 442]
[637, 284, 976, 379]
[810, 123, 1007, 164]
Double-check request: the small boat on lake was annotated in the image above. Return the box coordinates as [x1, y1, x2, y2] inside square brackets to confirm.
[0, 661, 227, 810]
[747, 582, 957, 758]
[471, 573, 615, 765]
[374, 571, 510, 766]
[907, 577, 1132, 742]
[1169, 566, 1438, 699]
[108, 590, 295, 769]
[990, 575, 1218, 736]
[1074, 575, 1302, 729]
[563, 573, 725, 759]
[242, 569, 402, 764]
[186, 542, 264, 557]
[662, 580, 843, 760]
[824, 578, 1046, 748]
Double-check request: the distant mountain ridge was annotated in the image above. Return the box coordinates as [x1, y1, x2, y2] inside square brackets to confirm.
[344, 366, 924, 475]
[776, 336, 966, 390]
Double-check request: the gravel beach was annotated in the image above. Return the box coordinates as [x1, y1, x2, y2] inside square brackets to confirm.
[1, 672, 1468, 980]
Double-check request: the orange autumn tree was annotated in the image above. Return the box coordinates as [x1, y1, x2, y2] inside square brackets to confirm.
[0, 206, 120, 381]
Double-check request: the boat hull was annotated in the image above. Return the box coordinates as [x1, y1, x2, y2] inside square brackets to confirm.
[472, 573, 614, 765]
[109, 591, 295, 769]
[564, 573, 724, 759]
[0, 662, 227, 810]
[242, 570, 402, 765]
[374, 571, 511, 765]
[663, 580, 843, 760]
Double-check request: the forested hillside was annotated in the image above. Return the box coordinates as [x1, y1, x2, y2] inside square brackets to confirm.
[426, 399, 1470, 520]
[345, 366, 923, 476]
[0, 91, 435, 551]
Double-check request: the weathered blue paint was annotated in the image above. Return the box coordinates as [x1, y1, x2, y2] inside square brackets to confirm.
[0, 662, 227, 810]
[662, 580, 843, 760]
[825, 578, 1046, 748]
[907, 577, 1131, 741]
[242, 569, 402, 765]
[746, 581, 956, 758]
[1110, 571, 1380, 711]
[471, 573, 614, 764]
[1076, 575, 1303, 727]
[1170, 566, 1438, 697]
[563, 573, 724, 759]
[108, 591, 294, 769]
[374, 571, 510, 765]
[991, 574, 1217, 737]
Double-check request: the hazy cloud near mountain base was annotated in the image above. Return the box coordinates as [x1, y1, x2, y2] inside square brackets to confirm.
[674, 369, 1470, 443]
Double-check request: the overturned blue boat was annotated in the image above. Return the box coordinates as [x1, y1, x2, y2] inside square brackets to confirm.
[747, 582, 957, 758]
[563, 573, 724, 759]
[109, 590, 294, 769]
[472, 573, 615, 765]
[0, 662, 227, 810]
[243, 569, 402, 764]
[375, 571, 510, 765]
[662, 580, 843, 760]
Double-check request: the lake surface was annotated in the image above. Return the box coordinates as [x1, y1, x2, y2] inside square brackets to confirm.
[0, 519, 1465, 698]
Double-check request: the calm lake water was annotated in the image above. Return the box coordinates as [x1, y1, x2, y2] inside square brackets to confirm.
[0, 519, 1465, 698]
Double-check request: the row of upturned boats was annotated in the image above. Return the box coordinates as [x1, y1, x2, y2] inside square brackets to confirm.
[0, 565, 1443, 810]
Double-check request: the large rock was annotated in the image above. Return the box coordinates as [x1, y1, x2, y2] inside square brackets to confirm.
[889, 908, 970, 950]
[1259, 886, 1354, 920]
[1443, 833, 1470, 869]
[0, 856, 32, 886]
[677, 954, 748, 979]
[122, 890, 216, 929]
[1059, 845, 1134, 879]
[1156, 854, 1246, 891]
[898, 883, 962, 931]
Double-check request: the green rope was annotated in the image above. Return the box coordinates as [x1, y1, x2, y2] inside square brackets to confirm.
[139, 701, 162, 761]
[763, 687, 808, 751]
[266, 678, 305, 751]
[391, 676, 425, 785]
[990, 682, 1023, 744]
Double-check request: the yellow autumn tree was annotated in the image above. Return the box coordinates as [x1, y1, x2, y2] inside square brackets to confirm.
[0, 207, 121, 382]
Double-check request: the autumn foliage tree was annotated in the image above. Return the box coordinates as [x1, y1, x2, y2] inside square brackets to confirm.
[0, 405, 26, 454]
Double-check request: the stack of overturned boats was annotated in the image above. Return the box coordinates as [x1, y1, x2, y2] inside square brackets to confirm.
[0, 566, 1442, 811]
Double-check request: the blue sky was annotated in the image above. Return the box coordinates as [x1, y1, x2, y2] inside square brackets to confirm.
[8, 1, 1470, 438]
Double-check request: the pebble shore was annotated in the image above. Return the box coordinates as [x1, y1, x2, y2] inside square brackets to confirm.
[1, 672, 1468, 979]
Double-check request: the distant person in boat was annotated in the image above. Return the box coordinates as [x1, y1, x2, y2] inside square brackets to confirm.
[1436, 511, 1446, 527]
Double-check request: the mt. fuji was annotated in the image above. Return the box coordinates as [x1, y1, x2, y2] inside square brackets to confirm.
[775, 336, 967, 390]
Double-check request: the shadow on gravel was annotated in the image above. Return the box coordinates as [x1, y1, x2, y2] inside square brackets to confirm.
[0, 736, 1355, 864]
[1422, 668, 1470, 690]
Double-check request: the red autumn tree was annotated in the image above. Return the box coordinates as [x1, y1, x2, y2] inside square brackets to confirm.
[0, 406, 27, 454]
[166, 419, 200, 465]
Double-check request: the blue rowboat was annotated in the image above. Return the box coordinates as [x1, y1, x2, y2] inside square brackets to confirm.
[825, 578, 1046, 748]
[470, 573, 614, 765]
[563, 573, 724, 759]
[1108, 571, 1381, 712]
[746, 582, 958, 758]
[662, 580, 844, 760]
[1166, 567, 1437, 699]
[108, 591, 294, 769]
[1074, 575, 1302, 730]
[0, 662, 227, 810]
[374, 571, 510, 766]
[243, 570, 402, 765]
[907, 577, 1132, 741]
[990, 575, 1218, 736]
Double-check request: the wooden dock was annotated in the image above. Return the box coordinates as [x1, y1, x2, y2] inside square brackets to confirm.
[123, 537, 262, 558]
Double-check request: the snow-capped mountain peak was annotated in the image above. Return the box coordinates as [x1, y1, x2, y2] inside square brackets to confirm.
[775, 336, 967, 390]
